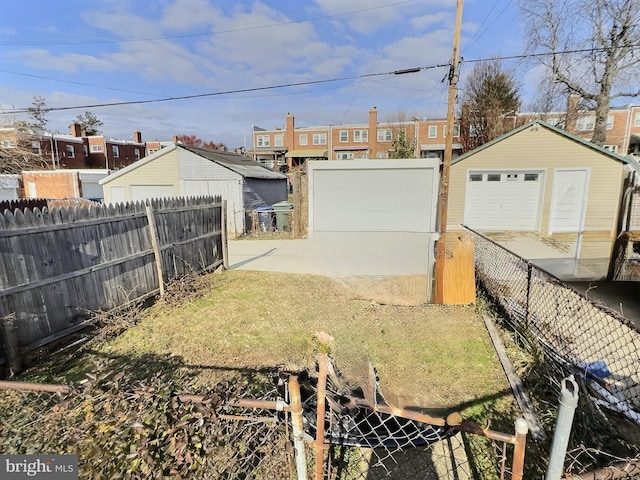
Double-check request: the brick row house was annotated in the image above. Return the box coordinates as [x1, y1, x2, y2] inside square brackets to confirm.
[248, 107, 463, 170]
[518, 97, 640, 157]
[249, 101, 640, 171]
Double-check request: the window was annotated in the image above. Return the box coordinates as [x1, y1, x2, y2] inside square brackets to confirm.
[524, 173, 539, 181]
[299, 134, 308, 146]
[576, 116, 595, 131]
[276, 158, 286, 166]
[83, 144, 89, 157]
[31, 141, 41, 154]
[443, 125, 460, 138]
[635, 112, 640, 127]
[339, 130, 348, 142]
[148, 148, 158, 154]
[313, 133, 326, 145]
[134, 148, 141, 159]
[377, 129, 392, 141]
[376, 152, 389, 159]
[428, 125, 437, 138]
[487, 174, 501, 182]
[356, 153, 368, 159]
[0, 140, 15, 148]
[606, 115, 614, 130]
[256, 135, 270, 147]
[274, 134, 283, 147]
[354, 130, 368, 142]
[336, 152, 354, 160]
[91, 145, 103, 152]
[66, 145, 75, 158]
[604, 145, 618, 153]
[469, 174, 483, 182]
[112, 145, 119, 158]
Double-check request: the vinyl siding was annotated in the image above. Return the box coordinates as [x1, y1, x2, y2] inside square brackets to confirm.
[102, 148, 179, 203]
[450, 126, 625, 233]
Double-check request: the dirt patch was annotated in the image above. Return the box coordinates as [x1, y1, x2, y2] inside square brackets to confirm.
[335, 275, 430, 306]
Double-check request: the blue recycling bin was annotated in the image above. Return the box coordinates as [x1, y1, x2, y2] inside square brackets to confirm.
[256, 205, 274, 232]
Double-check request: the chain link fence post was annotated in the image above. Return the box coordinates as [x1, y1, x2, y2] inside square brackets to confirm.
[545, 375, 579, 480]
[288, 376, 308, 480]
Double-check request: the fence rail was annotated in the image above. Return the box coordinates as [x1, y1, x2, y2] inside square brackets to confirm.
[0, 196, 224, 372]
[466, 226, 640, 431]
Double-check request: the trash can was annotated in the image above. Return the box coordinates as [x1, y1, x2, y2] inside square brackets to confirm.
[256, 205, 274, 232]
[272, 201, 294, 231]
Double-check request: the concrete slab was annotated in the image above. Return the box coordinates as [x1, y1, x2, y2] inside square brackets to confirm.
[228, 232, 435, 277]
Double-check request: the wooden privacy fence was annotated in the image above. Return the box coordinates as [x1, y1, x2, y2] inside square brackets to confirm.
[0, 196, 226, 373]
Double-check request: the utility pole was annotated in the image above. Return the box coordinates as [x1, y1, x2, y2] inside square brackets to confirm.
[434, 0, 464, 304]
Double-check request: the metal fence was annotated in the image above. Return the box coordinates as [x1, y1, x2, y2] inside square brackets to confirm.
[232, 355, 528, 480]
[465, 227, 640, 448]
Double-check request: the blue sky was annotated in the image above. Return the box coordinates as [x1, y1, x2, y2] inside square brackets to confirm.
[0, 0, 534, 148]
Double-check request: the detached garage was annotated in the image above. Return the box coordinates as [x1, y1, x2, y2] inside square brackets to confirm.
[100, 143, 288, 236]
[308, 159, 440, 236]
[449, 120, 635, 279]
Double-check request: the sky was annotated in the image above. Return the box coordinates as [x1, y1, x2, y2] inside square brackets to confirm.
[0, 0, 536, 149]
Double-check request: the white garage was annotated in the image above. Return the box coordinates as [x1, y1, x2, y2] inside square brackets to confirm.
[307, 159, 440, 236]
[463, 170, 544, 231]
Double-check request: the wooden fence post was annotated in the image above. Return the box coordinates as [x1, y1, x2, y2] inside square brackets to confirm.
[221, 200, 229, 270]
[1, 314, 22, 375]
[145, 204, 165, 297]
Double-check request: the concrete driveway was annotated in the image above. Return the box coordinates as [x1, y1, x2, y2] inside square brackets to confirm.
[228, 232, 435, 277]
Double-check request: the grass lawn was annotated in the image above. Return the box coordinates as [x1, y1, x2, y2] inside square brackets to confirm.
[32, 269, 509, 417]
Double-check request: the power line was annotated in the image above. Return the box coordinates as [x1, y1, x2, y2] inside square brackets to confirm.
[462, 0, 515, 54]
[0, 69, 163, 97]
[0, 64, 449, 115]
[3, 44, 639, 116]
[0, 1, 418, 47]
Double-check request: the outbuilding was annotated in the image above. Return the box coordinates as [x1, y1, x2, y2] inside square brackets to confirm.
[448, 120, 636, 279]
[100, 143, 288, 236]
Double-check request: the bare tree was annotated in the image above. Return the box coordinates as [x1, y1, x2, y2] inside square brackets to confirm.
[521, 0, 640, 145]
[0, 122, 48, 174]
[459, 60, 521, 152]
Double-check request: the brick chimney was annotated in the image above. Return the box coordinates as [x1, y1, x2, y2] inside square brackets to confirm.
[565, 94, 580, 133]
[69, 122, 83, 137]
[133, 130, 142, 144]
[285, 113, 295, 148]
[368, 107, 378, 151]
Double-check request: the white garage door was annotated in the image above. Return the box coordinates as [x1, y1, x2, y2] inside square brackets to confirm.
[311, 161, 437, 233]
[464, 171, 542, 230]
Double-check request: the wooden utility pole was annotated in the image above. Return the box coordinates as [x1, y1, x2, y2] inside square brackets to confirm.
[434, 0, 464, 304]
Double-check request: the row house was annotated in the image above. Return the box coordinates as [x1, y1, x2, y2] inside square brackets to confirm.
[1, 123, 150, 171]
[0, 126, 84, 169]
[519, 96, 640, 157]
[70, 123, 146, 170]
[248, 107, 463, 170]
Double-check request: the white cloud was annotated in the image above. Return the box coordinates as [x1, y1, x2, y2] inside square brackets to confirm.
[410, 12, 451, 30]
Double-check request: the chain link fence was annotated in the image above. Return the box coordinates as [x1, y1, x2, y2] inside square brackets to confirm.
[0, 355, 529, 479]
[466, 226, 640, 476]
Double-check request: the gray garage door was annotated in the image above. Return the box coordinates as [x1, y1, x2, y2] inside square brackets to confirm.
[310, 160, 438, 234]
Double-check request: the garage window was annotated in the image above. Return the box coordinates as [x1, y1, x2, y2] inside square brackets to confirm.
[487, 174, 501, 182]
[469, 173, 483, 182]
[524, 173, 539, 181]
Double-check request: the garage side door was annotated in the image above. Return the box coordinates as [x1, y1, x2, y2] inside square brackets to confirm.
[313, 167, 434, 232]
[464, 171, 542, 230]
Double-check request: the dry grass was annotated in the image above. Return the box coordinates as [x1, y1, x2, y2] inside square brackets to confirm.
[94, 269, 507, 414]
